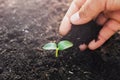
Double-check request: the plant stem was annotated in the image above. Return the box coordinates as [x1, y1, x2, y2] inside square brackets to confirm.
[55, 48, 59, 57]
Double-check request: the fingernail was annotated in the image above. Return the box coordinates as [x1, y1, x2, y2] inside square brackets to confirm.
[79, 44, 87, 51]
[90, 40, 96, 44]
[59, 16, 71, 35]
[71, 12, 80, 23]
[88, 40, 96, 50]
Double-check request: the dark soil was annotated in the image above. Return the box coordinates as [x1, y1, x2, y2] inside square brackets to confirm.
[61, 20, 102, 46]
[0, 0, 120, 80]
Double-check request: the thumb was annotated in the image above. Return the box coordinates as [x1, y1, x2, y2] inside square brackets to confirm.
[70, 0, 105, 24]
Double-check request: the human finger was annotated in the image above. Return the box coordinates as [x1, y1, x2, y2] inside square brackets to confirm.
[96, 13, 108, 25]
[88, 19, 120, 50]
[70, 0, 104, 25]
[59, 0, 86, 35]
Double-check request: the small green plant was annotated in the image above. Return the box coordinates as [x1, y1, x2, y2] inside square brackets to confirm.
[43, 40, 73, 57]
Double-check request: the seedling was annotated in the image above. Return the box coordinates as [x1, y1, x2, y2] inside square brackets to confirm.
[43, 40, 73, 57]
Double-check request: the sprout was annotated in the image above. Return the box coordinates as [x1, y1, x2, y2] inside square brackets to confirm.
[43, 40, 73, 57]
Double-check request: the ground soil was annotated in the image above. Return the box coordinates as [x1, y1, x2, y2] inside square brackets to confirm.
[0, 0, 120, 80]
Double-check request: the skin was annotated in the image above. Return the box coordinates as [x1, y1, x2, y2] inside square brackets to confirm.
[59, 0, 120, 51]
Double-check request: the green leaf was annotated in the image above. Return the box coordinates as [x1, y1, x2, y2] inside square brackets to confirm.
[58, 40, 73, 50]
[43, 43, 57, 50]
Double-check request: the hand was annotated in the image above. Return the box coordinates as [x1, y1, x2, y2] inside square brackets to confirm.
[59, 0, 120, 50]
